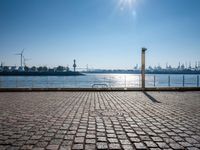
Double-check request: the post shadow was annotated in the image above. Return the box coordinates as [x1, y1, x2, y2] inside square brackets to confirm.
[143, 91, 161, 103]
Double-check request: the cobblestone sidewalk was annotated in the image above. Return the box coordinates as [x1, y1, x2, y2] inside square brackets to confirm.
[0, 92, 200, 150]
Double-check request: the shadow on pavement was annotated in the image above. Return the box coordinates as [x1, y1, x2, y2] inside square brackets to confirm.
[143, 91, 161, 103]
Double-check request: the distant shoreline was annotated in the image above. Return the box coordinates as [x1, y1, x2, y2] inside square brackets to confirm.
[0, 71, 84, 76]
[83, 71, 200, 75]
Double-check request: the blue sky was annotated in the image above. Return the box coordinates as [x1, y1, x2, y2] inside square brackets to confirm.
[0, 0, 200, 69]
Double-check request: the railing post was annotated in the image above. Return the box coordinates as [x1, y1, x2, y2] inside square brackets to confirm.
[109, 76, 111, 88]
[32, 77, 33, 88]
[168, 75, 171, 87]
[154, 75, 156, 87]
[16, 76, 18, 88]
[47, 77, 49, 88]
[139, 75, 141, 88]
[197, 75, 199, 87]
[63, 76, 65, 88]
[183, 75, 185, 87]
[125, 75, 127, 88]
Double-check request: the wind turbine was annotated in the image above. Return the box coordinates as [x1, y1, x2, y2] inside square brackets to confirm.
[15, 49, 24, 67]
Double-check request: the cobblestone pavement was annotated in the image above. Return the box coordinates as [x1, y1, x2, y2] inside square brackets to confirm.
[0, 92, 200, 150]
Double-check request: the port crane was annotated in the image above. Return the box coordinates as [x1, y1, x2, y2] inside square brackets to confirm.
[15, 49, 24, 67]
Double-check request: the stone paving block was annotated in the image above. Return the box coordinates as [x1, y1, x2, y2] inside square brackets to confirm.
[96, 142, 108, 149]
[109, 143, 121, 149]
[20, 145, 33, 149]
[74, 137, 84, 143]
[35, 141, 48, 148]
[130, 137, 141, 142]
[97, 137, 107, 142]
[72, 144, 84, 150]
[86, 139, 96, 144]
[32, 148, 45, 150]
[144, 141, 157, 148]
[122, 144, 135, 150]
[85, 144, 96, 150]
[46, 145, 60, 150]
[156, 142, 170, 148]
[134, 142, 147, 149]
[169, 143, 184, 149]
[108, 138, 119, 143]
[59, 146, 71, 150]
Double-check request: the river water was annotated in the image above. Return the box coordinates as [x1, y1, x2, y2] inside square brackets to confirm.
[0, 73, 199, 88]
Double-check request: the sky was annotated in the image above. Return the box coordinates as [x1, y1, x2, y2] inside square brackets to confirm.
[0, 0, 200, 69]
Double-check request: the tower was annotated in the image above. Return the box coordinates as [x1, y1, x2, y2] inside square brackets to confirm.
[73, 59, 77, 72]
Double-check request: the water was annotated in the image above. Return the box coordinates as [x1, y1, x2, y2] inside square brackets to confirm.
[0, 73, 199, 88]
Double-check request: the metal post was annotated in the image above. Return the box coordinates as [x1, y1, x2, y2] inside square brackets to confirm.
[154, 75, 156, 87]
[63, 76, 65, 88]
[197, 75, 199, 87]
[0, 77, 1, 88]
[16, 76, 18, 88]
[168, 75, 171, 87]
[139, 75, 141, 87]
[109, 76, 111, 88]
[141, 48, 147, 90]
[125, 75, 127, 88]
[183, 75, 185, 87]
[32, 77, 34, 88]
[47, 77, 49, 88]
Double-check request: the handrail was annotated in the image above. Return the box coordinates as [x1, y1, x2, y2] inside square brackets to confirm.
[92, 84, 108, 88]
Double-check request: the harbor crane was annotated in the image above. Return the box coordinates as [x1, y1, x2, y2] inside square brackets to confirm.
[23, 56, 31, 66]
[15, 49, 24, 67]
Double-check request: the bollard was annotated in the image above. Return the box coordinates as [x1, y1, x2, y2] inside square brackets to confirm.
[197, 75, 199, 87]
[168, 75, 171, 87]
[183, 75, 185, 87]
[154, 75, 156, 87]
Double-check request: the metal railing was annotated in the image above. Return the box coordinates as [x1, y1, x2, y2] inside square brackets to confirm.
[148, 75, 199, 88]
[0, 74, 199, 89]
